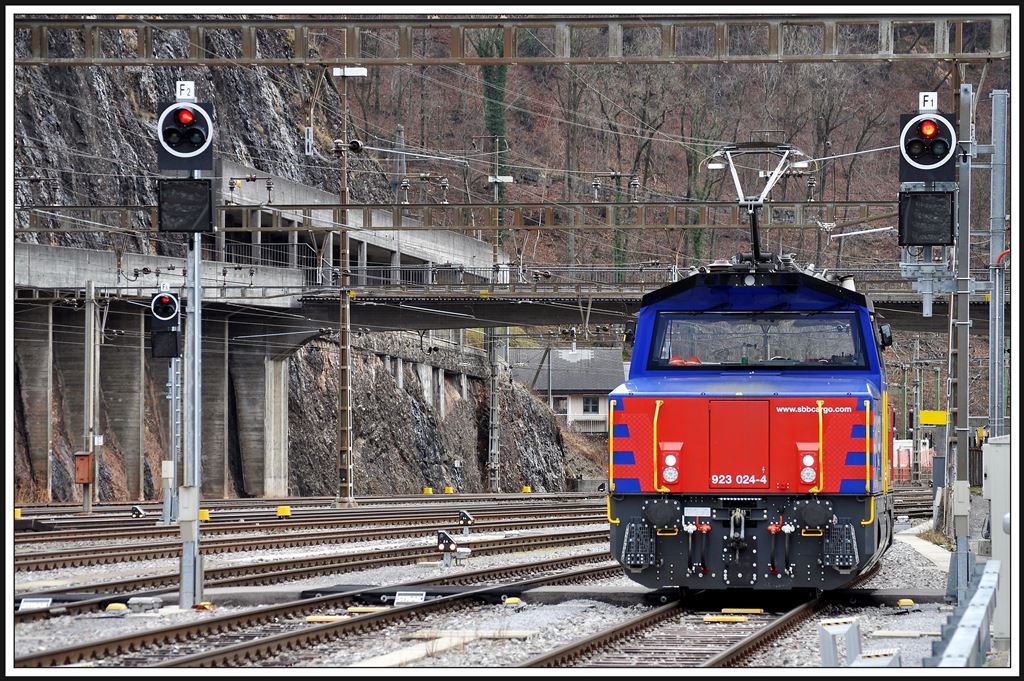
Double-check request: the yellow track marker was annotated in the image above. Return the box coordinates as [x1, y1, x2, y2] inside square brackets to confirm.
[704, 615, 749, 623]
[721, 608, 764, 614]
[305, 615, 350, 623]
[347, 606, 390, 613]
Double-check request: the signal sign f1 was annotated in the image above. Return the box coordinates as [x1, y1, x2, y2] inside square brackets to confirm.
[899, 112, 956, 184]
[157, 101, 214, 171]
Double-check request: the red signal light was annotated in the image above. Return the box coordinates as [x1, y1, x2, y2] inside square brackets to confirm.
[919, 119, 938, 138]
[176, 109, 194, 125]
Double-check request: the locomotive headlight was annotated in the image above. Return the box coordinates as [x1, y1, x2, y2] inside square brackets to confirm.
[802, 455, 815, 467]
[664, 454, 677, 467]
[662, 466, 679, 483]
[800, 467, 817, 483]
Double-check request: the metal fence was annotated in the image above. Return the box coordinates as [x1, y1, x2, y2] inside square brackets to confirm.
[924, 560, 1000, 666]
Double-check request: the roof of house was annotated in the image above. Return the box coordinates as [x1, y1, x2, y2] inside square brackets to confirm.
[509, 346, 626, 394]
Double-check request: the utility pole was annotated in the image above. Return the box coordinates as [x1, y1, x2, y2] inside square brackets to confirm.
[179, 176, 204, 608]
[486, 326, 500, 492]
[902, 363, 909, 439]
[82, 280, 96, 513]
[332, 53, 365, 510]
[162, 356, 181, 525]
[393, 124, 405, 286]
[949, 82, 974, 605]
[912, 338, 922, 484]
[592, 171, 625, 279]
[987, 90, 1008, 437]
[474, 133, 510, 493]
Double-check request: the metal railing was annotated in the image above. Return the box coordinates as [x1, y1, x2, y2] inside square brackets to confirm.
[925, 560, 1000, 667]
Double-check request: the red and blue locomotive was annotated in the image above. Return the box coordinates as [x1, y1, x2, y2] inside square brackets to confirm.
[608, 263, 895, 590]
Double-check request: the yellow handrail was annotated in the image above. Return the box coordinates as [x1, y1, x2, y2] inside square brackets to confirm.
[607, 399, 619, 525]
[607, 496, 620, 525]
[861, 495, 876, 526]
[882, 391, 889, 494]
[652, 400, 668, 492]
[861, 398, 875, 526]
[809, 400, 825, 493]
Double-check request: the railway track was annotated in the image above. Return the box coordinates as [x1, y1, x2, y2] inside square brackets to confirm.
[520, 564, 882, 668]
[892, 487, 936, 518]
[16, 553, 619, 667]
[15, 514, 605, 571]
[14, 504, 602, 546]
[14, 492, 599, 518]
[15, 529, 610, 623]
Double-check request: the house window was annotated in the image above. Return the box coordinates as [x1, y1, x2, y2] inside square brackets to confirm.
[582, 397, 600, 414]
[552, 397, 567, 414]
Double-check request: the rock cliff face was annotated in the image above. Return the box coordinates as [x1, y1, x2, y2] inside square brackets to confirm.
[13, 23, 603, 501]
[287, 334, 605, 497]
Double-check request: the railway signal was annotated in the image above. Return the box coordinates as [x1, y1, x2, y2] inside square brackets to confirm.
[150, 291, 181, 358]
[157, 101, 214, 171]
[899, 112, 957, 184]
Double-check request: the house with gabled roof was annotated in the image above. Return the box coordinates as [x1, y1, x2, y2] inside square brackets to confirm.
[509, 346, 626, 436]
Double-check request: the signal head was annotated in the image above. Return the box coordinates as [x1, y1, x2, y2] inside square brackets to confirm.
[157, 102, 214, 170]
[151, 292, 180, 321]
[898, 112, 957, 183]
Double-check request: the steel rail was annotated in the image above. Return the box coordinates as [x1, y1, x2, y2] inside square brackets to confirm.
[14, 529, 609, 623]
[15, 554, 616, 667]
[15, 515, 605, 571]
[158, 563, 621, 668]
[14, 505, 602, 545]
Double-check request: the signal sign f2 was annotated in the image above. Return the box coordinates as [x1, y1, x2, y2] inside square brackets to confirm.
[157, 101, 214, 171]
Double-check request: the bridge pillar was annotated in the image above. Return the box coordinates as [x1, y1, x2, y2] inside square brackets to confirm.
[250, 209, 262, 264]
[322, 232, 334, 285]
[99, 302, 145, 499]
[14, 301, 53, 500]
[288, 229, 298, 268]
[395, 356, 404, 390]
[228, 337, 289, 497]
[52, 305, 86, 500]
[460, 372, 467, 399]
[434, 367, 446, 419]
[202, 313, 229, 498]
[418, 362, 432, 404]
[391, 247, 401, 284]
[264, 357, 290, 497]
[357, 239, 368, 286]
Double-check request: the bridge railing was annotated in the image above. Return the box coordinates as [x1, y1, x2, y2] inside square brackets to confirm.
[337, 263, 683, 292]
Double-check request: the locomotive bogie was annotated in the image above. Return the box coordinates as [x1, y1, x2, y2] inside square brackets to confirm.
[610, 493, 893, 590]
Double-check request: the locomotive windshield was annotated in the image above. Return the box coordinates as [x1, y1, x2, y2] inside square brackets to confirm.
[648, 311, 867, 370]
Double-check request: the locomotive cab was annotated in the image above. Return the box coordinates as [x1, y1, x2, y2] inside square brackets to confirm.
[608, 267, 894, 591]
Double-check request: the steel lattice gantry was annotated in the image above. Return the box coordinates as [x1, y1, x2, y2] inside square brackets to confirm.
[13, 15, 1009, 67]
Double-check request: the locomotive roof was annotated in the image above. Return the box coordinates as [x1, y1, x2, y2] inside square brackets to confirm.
[640, 270, 871, 311]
